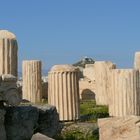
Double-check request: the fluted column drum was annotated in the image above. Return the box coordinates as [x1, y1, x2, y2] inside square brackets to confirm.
[94, 61, 116, 105]
[134, 52, 140, 69]
[0, 30, 18, 77]
[109, 69, 140, 117]
[22, 60, 42, 103]
[48, 65, 80, 121]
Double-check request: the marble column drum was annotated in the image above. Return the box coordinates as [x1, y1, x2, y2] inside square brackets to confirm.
[109, 69, 140, 117]
[0, 30, 18, 77]
[134, 52, 140, 69]
[94, 61, 116, 105]
[48, 65, 80, 121]
[22, 60, 42, 103]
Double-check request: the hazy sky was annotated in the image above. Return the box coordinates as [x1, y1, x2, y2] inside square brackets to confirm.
[0, 0, 140, 71]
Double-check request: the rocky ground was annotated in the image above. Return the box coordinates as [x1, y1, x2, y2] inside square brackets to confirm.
[2, 100, 108, 140]
[4, 104, 60, 140]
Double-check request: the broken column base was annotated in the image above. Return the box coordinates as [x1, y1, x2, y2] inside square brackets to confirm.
[98, 116, 140, 140]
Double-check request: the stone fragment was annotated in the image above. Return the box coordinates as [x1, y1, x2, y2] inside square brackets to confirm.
[1, 74, 17, 82]
[98, 116, 140, 140]
[31, 133, 54, 140]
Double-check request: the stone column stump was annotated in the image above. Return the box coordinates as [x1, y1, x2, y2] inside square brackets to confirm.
[22, 60, 42, 103]
[0, 30, 18, 77]
[94, 61, 116, 105]
[48, 65, 80, 121]
[109, 69, 140, 117]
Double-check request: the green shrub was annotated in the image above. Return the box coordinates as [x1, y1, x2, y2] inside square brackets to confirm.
[55, 128, 99, 140]
[80, 100, 109, 122]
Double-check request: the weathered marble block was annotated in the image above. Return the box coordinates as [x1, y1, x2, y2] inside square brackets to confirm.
[98, 116, 140, 140]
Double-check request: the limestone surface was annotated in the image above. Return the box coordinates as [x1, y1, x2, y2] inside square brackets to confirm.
[98, 116, 140, 140]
